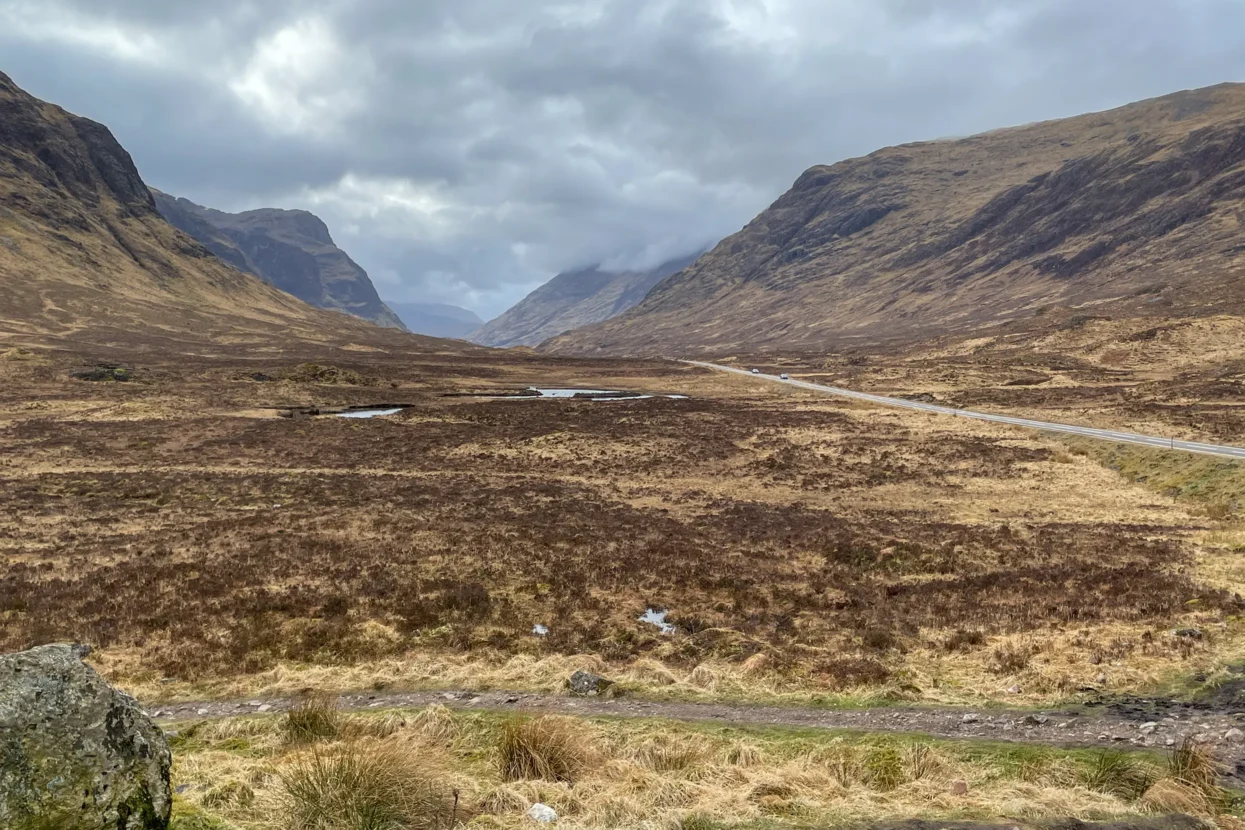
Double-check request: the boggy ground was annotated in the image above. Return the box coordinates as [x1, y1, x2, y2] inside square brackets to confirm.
[3, 340, 1245, 715]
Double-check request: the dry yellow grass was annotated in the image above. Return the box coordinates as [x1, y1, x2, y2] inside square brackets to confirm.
[168, 706, 1227, 830]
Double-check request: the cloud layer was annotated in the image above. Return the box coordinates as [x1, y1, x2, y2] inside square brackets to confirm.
[4, 0, 1245, 316]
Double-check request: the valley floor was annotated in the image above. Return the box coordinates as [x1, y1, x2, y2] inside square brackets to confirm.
[5, 328, 1245, 826]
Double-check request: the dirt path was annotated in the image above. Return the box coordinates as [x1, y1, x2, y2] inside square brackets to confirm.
[147, 689, 1245, 777]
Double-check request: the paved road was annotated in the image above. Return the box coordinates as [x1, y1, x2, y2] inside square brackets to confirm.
[689, 361, 1245, 461]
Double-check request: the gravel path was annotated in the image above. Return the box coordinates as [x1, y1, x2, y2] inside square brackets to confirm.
[147, 689, 1245, 777]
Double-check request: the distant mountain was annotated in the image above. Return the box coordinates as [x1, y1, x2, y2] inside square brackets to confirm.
[471, 253, 702, 348]
[388, 302, 483, 339]
[548, 83, 1245, 356]
[151, 191, 407, 331]
[0, 70, 400, 348]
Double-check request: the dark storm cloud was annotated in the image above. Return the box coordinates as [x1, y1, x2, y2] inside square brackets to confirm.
[3, 0, 1245, 316]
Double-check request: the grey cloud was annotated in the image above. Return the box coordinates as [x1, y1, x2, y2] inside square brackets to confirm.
[4, 0, 1245, 317]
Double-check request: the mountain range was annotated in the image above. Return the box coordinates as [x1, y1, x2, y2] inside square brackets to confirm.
[151, 191, 407, 331]
[548, 83, 1245, 355]
[388, 301, 483, 339]
[471, 253, 702, 348]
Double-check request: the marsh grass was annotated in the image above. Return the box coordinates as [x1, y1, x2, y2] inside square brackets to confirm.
[1078, 750, 1158, 800]
[282, 692, 343, 746]
[496, 716, 595, 782]
[280, 742, 458, 830]
[172, 707, 1199, 830]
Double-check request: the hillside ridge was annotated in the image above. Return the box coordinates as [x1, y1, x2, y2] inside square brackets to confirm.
[0, 70, 449, 353]
[548, 82, 1245, 355]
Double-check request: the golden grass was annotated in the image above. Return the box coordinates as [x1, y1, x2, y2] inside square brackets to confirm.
[496, 716, 596, 783]
[169, 706, 1223, 830]
[279, 742, 458, 830]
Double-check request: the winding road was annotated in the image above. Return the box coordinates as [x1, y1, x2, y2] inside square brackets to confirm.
[690, 361, 1245, 461]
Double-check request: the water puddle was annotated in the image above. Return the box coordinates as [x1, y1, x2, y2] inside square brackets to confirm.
[532, 388, 618, 398]
[279, 405, 413, 419]
[336, 408, 405, 419]
[639, 608, 675, 634]
[443, 388, 691, 402]
[527, 388, 690, 401]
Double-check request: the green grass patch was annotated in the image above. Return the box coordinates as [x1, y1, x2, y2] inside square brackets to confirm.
[1064, 436, 1245, 514]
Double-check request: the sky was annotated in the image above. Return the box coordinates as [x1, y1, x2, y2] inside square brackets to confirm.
[4, 0, 1245, 319]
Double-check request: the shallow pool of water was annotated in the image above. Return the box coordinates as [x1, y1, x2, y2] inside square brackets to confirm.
[639, 608, 675, 634]
[336, 408, 406, 419]
[531, 388, 618, 398]
[528, 388, 689, 401]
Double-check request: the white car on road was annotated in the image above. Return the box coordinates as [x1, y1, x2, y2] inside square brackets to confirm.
[780, 373, 790, 380]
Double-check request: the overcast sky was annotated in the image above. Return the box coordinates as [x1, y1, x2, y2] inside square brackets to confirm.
[4, 0, 1245, 318]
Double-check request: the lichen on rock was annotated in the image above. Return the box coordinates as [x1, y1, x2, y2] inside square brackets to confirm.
[0, 643, 172, 830]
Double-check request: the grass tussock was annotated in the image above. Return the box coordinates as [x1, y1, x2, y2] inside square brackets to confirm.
[496, 716, 595, 783]
[282, 692, 344, 746]
[1140, 737, 1232, 817]
[1078, 749, 1158, 800]
[280, 742, 459, 830]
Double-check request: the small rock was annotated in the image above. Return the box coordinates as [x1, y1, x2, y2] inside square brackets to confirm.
[1165, 737, 1176, 747]
[1139, 722, 1158, 734]
[1007, 685, 1022, 694]
[527, 803, 558, 823]
[1173, 628, 1205, 641]
[1057, 722, 1070, 729]
[1226, 728, 1244, 742]
[961, 714, 980, 724]
[951, 779, 969, 796]
[1023, 714, 1048, 726]
[504, 695, 520, 704]
[256, 704, 272, 713]
[247, 700, 263, 707]
[568, 670, 613, 697]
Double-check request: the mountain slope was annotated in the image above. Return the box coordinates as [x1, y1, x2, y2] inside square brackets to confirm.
[388, 302, 482, 338]
[0, 71, 447, 353]
[472, 253, 702, 347]
[549, 83, 1245, 356]
[152, 191, 407, 331]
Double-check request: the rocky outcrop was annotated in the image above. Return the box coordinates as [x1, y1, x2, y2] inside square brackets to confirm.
[548, 83, 1245, 355]
[152, 191, 408, 331]
[472, 253, 702, 348]
[0, 643, 172, 829]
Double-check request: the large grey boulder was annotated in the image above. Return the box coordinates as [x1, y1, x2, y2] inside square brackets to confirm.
[0, 644, 172, 829]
